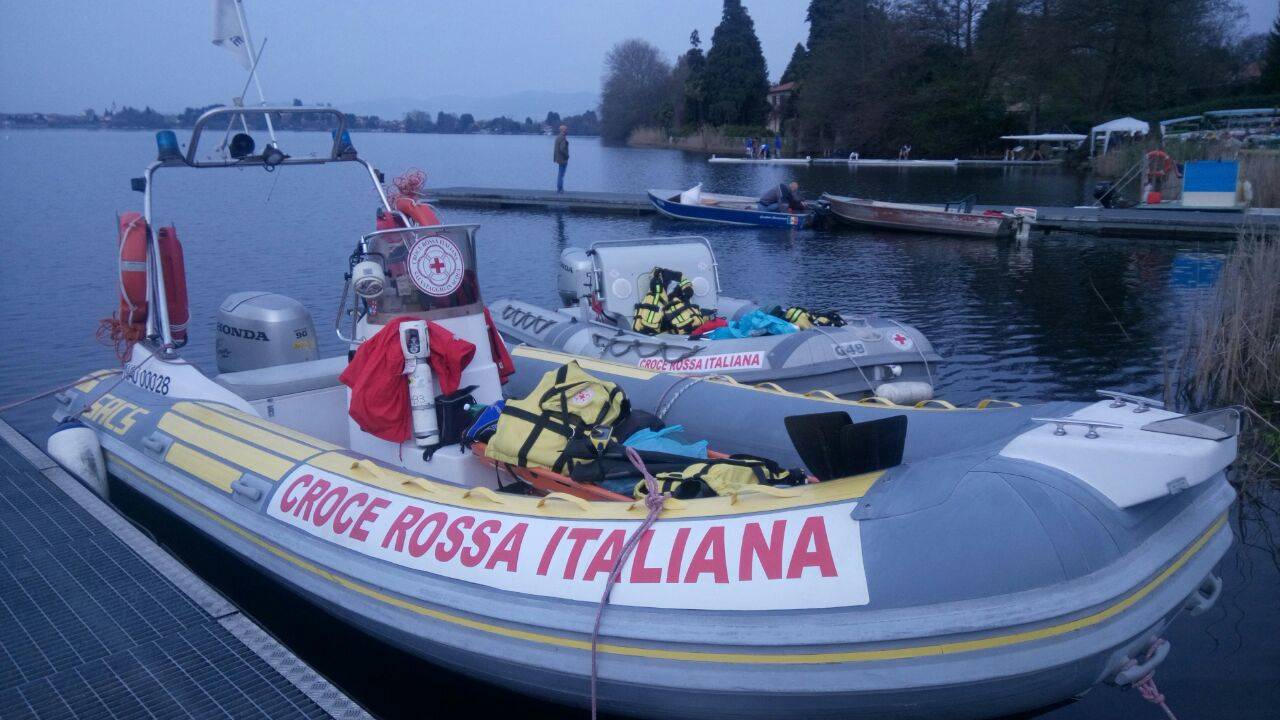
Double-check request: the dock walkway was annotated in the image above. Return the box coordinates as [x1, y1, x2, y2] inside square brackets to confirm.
[976, 204, 1280, 240]
[425, 186, 1276, 239]
[0, 419, 368, 720]
[426, 186, 649, 213]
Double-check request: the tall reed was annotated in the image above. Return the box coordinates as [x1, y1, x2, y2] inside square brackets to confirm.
[1240, 150, 1280, 208]
[1170, 226, 1279, 493]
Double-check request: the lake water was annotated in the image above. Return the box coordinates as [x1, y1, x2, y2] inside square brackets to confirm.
[0, 130, 1274, 719]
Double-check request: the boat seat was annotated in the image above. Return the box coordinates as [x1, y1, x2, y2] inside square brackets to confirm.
[214, 355, 349, 401]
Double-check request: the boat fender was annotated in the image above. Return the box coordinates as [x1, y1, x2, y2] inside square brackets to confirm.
[47, 418, 107, 497]
[157, 225, 189, 346]
[874, 380, 933, 406]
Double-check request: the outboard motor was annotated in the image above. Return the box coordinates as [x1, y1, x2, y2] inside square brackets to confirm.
[557, 247, 594, 307]
[216, 291, 319, 373]
[1093, 181, 1116, 208]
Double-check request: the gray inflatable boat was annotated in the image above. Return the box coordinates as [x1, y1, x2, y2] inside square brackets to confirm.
[55, 343, 1236, 720]
[491, 237, 940, 404]
[51, 106, 1237, 720]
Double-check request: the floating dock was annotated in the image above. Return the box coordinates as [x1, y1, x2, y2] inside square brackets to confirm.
[425, 186, 649, 213]
[976, 204, 1280, 240]
[426, 186, 1275, 239]
[708, 156, 1062, 167]
[0, 418, 369, 720]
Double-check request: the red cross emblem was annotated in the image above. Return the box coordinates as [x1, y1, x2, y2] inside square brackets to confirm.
[407, 235, 465, 297]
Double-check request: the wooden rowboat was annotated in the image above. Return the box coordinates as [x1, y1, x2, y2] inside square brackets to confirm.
[822, 193, 1013, 238]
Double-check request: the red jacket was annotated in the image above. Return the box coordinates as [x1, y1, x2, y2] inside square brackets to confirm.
[340, 317, 476, 443]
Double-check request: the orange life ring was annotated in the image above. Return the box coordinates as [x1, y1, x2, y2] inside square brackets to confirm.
[101, 212, 189, 357]
[1145, 150, 1174, 178]
[117, 212, 150, 341]
[395, 195, 443, 227]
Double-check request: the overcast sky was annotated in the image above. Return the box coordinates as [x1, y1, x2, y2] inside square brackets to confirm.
[2, 0, 1276, 115]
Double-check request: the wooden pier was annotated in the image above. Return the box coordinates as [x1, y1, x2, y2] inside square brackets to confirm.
[0, 419, 368, 720]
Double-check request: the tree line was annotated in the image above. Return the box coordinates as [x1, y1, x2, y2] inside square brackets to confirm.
[602, 0, 1277, 156]
[2, 100, 601, 136]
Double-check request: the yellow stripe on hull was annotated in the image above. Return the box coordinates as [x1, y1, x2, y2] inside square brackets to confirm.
[164, 442, 241, 492]
[173, 402, 320, 461]
[307, 450, 881, 519]
[109, 452, 1228, 666]
[195, 401, 341, 451]
[158, 413, 295, 480]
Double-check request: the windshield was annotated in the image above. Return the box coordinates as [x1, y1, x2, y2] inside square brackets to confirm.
[362, 224, 482, 322]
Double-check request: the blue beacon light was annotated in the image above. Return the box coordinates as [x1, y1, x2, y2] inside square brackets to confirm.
[332, 129, 356, 155]
[155, 130, 182, 162]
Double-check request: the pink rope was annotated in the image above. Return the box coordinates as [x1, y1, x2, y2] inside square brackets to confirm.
[1134, 673, 1177, 720]
[589, 446, 666, 720]
[1122, 638, 1178, 720]
[0, 345, 167, 415]
[0, 373, 119, 414]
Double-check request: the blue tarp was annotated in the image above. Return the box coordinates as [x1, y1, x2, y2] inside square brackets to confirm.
[704, 309, 797, 340]
[1182, 161, 1237, 193]
[623, 425, 708, 458]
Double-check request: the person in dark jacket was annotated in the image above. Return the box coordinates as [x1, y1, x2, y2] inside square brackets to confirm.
[758, 181, 805, 212]
[553, 125, 569, 192]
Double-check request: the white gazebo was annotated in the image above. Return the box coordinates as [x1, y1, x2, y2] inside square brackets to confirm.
[1089, 117, 1150, 156]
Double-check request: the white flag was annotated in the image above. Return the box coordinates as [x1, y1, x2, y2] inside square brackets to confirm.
[211, 0, 252, 70]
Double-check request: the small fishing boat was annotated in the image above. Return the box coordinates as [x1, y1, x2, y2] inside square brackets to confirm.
[491, 236, 938, 403]
[648, 186, 813, 228]
[822, 193, 1016, 238]
[49, 103, 1238, 720]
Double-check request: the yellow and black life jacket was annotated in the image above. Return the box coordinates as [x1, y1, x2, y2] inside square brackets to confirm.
[633, 268, 707, 335]
[632, 272, 668, 334]
[634, 455, 805, 500]
[663, 293, 705, 334]
[485, 362, 629, 473]
[779, 306, 846, 330]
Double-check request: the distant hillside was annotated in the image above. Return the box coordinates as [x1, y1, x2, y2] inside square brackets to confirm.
[346, 91, 598, 122]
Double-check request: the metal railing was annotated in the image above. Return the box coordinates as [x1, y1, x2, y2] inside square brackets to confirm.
[141, 105, 394, 351]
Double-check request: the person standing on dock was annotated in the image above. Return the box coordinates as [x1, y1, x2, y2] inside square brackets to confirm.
[774, 134, 782, 159]
[554, 124, 569, 193]
[745, 137, 754, 158]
